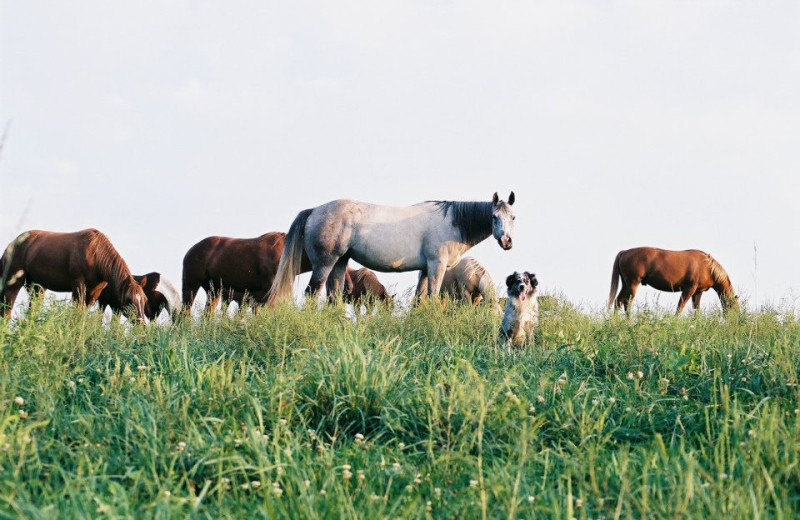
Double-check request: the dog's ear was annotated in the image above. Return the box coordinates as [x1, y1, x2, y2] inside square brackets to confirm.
[526, 272, 538, 287]
[506, 273, 517, 288]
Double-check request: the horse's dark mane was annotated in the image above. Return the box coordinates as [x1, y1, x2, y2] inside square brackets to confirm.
[88, 231, 134, 295]
[431, 201, 494, 245]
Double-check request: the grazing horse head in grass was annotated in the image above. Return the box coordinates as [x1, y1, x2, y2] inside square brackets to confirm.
[98, 271, 181, 320]
[439, 256, 501, 312]
[343, 267, 391, 306]
[608, 247, 739, 315]
[267, 192, 516, 305]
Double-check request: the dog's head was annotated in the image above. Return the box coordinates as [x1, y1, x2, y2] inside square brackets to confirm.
[505, 271, 538, 302]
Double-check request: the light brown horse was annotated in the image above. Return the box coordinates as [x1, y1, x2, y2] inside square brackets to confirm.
[440, 256, 501, 311]
[181, 232, 312, 311]
[0, 229, 147, 320]
[343, 267, 390, 306]
[608, 247, 739, 314]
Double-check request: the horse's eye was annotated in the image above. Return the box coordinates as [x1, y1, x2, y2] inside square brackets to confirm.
[512, 215, 516, 221]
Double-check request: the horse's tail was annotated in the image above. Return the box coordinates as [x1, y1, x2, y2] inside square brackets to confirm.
[268, 208, 313, 305]
[1, 233, 24, 292]
[607, 251, 622, 309]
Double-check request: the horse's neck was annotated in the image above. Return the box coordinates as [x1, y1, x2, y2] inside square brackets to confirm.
[422, 201, 492, 247]
[713, 282, 732, 298]
[111, 276, 134, 302]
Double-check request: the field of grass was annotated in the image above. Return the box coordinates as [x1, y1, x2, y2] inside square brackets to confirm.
[1, 296, 799, 519]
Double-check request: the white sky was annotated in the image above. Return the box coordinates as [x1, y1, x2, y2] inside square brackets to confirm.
[2, 1, 799, 312]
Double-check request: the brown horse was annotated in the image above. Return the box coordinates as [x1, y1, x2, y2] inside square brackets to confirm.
[0, 229, 147, 320]
[343, 267, 390, 306]
[182, 232, 312, 311]
[608, 247, 739, 314]
[97, 272, 181, 320]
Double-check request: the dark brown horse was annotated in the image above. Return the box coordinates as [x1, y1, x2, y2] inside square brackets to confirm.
[608, 247, 739, 314]
[97, 272, 181, 320]
[182, 232, 312, 311]
[0, 229, 147, 320]
[343, 267, 390, 306]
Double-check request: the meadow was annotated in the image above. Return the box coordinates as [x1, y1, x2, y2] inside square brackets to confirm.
[1, 296, 799, 519]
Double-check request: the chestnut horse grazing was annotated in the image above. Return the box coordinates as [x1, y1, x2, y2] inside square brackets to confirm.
[182, 232, 311, 311]
[269, 192, 516, 304]
[343, 267, 390, 306]
[98, 272, 181, 320]
[608, 247, 739, 314]
[0, 229, 147, 320]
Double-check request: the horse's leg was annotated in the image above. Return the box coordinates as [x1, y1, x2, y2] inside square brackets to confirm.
[201, 282, 220, 314]
[676, 285, 697, 315]
[2, 284, 23, 318]
[71, 281, 88, 307]
[618, 281, 639, 314]
[426, 258, 448, 298]
[208, 293, 221, 313]
[306, 263, 335, 300]
[691, 292, 703, 311]
[415, 271, 429, 299]
[86, 281, 109, 306]
[28, 284, 45, 304]
[325, 257, 350, 304]
[614, 283, 629, 312]
[182, 277, 202, 314]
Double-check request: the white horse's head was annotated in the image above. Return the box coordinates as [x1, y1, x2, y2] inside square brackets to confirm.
[492, 192, 515, 250]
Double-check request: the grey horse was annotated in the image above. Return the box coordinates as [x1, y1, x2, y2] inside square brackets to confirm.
[268, 192, 516, 303]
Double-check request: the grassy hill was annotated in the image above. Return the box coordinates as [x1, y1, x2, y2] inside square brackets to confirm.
[1, 297, 798, 519]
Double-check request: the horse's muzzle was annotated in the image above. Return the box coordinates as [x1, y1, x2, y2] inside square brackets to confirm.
[499, 236, 513, 250]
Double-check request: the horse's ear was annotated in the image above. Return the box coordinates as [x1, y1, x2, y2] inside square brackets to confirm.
[492, 192, 499, 205]
[508, 191, 515, 206]
[138, 275, 148, 288]
[505, 273, 516, 288]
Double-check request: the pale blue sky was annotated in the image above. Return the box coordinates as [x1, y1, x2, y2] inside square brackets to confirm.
[2, 1, 799, 311]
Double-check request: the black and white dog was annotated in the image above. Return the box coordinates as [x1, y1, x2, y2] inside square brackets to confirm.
[499, 271, 539, 348]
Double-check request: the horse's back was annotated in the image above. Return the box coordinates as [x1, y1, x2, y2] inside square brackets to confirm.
[305, 200, 434, 272]
[443, 257, 482, 292]
[618, 247, 712, 289]
[186, 233, 283, 264]
[184, 232, 288, 292]
[8, 229, 112, 291]
[18, 229, 93, 263]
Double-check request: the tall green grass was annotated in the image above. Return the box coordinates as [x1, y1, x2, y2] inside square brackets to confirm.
[1, 296, 798, 518]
